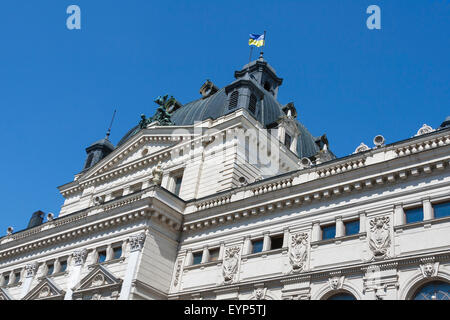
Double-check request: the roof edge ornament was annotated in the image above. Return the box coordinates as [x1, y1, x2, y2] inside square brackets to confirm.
[415, 124, 434, 136]
[354, 142, 370, 154]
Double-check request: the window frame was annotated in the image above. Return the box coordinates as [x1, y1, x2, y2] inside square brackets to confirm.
[321, 224, 336, 240]
[404, 206, 424, 224]
[251, 238, 264, 254]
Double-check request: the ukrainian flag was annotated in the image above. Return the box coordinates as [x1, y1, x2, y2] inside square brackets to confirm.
[248, 33, 265, 47]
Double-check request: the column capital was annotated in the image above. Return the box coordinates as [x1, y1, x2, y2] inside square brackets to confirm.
[72, 249, 88, 266]
[25, 262, 38, 278]
[129, 232, 146, 252]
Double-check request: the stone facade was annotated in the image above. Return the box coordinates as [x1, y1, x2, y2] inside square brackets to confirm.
[0, 59, 449, 300]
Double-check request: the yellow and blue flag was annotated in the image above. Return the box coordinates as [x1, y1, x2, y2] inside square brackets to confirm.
[248, 33, 265, 47]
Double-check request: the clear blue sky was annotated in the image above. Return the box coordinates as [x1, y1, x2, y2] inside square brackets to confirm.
[0, 0, 449, 234]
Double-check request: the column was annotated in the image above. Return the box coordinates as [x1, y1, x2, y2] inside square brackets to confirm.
[54, 258, 61, 274]
[243, 236, 252, 255]
[282, 228, 289, 249]
[201, 246, 209, 264]
[119, 232, 147, 300]
[312, 221, 321, 242]
[64, 249, 88, 300]
[218, 242, 225, 261]
[336, 216, 344, 238]
[394, 205, 405, 226]
[106, 244, 113, 261]
[359, 211, 367, 233]
[262, 233, 271, 251]
[423, 198, 434, 221]
[21, 263, 38, 298]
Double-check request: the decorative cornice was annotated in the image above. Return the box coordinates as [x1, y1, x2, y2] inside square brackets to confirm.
[183, 156, 449, 232]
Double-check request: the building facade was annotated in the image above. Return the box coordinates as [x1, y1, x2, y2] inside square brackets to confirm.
[1, 57, 449, 300]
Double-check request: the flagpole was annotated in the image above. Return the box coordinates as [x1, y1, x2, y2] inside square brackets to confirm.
[260, 30, 267, 59]
[249, 45, 253, 65]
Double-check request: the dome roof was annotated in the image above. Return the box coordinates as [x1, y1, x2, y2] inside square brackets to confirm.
[116, 59, 327, 159]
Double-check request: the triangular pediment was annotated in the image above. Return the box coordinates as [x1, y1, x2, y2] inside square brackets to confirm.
[22, 277, 65, 300]
[79, 131, 178, 181]
[73, 265, 122, 293]
[0, 288, 12, 300]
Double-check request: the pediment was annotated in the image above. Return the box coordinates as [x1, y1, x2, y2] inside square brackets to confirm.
[80, 133, 177, 181]
[73, 265, 122, 293]
[0, 288, 12, 300]
[22, 277, 65, 300]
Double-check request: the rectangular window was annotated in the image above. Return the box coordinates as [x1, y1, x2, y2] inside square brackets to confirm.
[321, 224, 336, 240]
[344, 220, 360, 236]
[47, 264, 54, 275]
[174, 176, 183, 197]
[405, 207, 424, 224]
[113, 247, 122, 260]
[270, 235, 284, 250]
[192, 252, 203, 265]
[434, 201, 450, 219]
[284, 133, 292, 148]
[59, 260, 67, 273]
[251, 239, 264, 254]
[13, 272, 20, 284]
[209, 248, 220, 262]
[98, 250, 107, 263]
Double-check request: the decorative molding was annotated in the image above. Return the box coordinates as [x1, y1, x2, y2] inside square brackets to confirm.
[353, 143, 370, 154]
[368, 217, 391, 260]
[419, 261, 439, 278]
[222, 246, 241, 284]
[288, 232, 309, 273]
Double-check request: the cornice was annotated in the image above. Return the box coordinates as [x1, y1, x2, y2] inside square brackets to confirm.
[0, 189, 183, 259]
[182, 152, 450, 232]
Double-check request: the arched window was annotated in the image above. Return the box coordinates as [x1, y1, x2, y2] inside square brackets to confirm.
[327, 292, 356, 300]
[229, 91, 239, 110]
[248, 93, 257, 114]
[85, 153, 94, 169]
[412, 281, 450, 300]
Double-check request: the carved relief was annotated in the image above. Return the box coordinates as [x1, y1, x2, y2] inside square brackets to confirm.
[173, 259, 183, 288]
[289, 232, 309, 272]
[222, 246, 240, 284]
[328, 276, 344, 290]
[420, 262, 439, 278]
[91, 274, 105, 287]
[73, 249, 88, 266]
[129, 232, 146, 252]
[38, 285, 51, 298]
[25, 262, 38, 278]
[369, 217, 391, 260]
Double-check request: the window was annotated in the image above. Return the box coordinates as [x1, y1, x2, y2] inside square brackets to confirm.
[405, 207, 424, 224]
[264, 81, 271, 92]
[59, 260, 67, 273]
[192, 252, 203, 265]
[209, 248, 220, 262]
[412, 281, 450, 300]
[174, 176, 183, 197]
[321, 224, 336, 240]
[284, 133, 292, 148]
[47, 263, 54, 275]
[13, 272, 20, 284]
[98, 250, 107, 263]
[3, 274, 9, 286]
[434, 201, 450, 219]
[327, 292, 357, 300]
[270, 235, 284, 250]
[229, 91, 239, 110]
[251, 239, 264, 254]
[344, 220, 360, 236]
[248, 94, 257, 114]
[113, 247, 122, 260]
